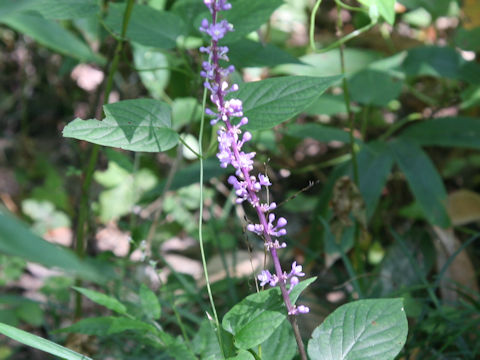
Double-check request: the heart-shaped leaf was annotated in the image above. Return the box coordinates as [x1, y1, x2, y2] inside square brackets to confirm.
[308, 298, 408, 360]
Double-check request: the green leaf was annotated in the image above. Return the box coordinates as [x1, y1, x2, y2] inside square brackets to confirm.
[286, 123, 353, 144]
[255, 319, 296, 360]
[274, 49, 382, 77]
[63, 98, 179, 152]
[402, 46, 462, 79]
[58, 317, 114, 335]
[455, 27, 480, 52]
[304, 94, 360, 116]
[73, 287, 127, 315]
[222, 277, 316, 350]
[388, 139, 450, 227]
[222, 0, 283, 43]
[228, 39, 301, 68]
[133, 44, 169, 100]
[348, 69, 403, 107]
[0, 12, 103, 63]
[231, 76, 342, 131]
[25, 0, 99, 19]
[399, 117, 480, 150]
[357, 142, 394, 219]
[107, 317, 156, 335]
[0, 210, 103, 282]
[140, 284, 161, 320]
[307, 298, 408, 360]
[0, 322, 92, 360]
[105, 3, 185, 49]
[227, 349, 256, 360]
[357, 0, 396, 24]
[0, 0, 36, 21]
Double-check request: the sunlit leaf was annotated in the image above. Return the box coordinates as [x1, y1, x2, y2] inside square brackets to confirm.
[307, 299, 408, 360]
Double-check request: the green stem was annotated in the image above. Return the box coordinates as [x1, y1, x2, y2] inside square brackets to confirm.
[73, 0, 135, 320]
[198, 80, 224, 357]
[310, 0, 376, 53]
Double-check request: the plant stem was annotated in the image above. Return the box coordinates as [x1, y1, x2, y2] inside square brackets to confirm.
[73, 0, 135, 320]
[198, 68, 224, 358]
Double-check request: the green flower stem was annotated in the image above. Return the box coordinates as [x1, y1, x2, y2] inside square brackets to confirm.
[73, 0, 135, 320]
[199, 79, 224, 357]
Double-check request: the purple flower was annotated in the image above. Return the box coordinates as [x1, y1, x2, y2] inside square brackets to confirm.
[200, 0, 309, 318]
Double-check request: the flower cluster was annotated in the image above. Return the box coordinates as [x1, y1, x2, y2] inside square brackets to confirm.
[199, 0, 308, 316]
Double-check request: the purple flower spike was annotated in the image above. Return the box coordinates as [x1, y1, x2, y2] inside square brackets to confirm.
[200, 0, 310, 323]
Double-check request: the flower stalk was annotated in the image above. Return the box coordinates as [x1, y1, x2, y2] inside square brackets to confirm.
[199, 1, 309, 358]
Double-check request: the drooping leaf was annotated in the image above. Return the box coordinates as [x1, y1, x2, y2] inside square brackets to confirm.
[307, 298, 408, 360]
[230, 76, 342, 131]
[0, 322, 92, 360]
[388, 139, 450, 227]
[0, 210, 103, 283]
[228, 39, 301, 68]
[140, 284, 161, 320]
[63, 98, 179, 152]
[222, 277, 316, 350]
[286, 123, 354, 144]
[222, 0, 284, 43]
[73, 287, 127, 315]
[1, 12, 103, 63]
[105, 3, 185, 49]
[357, 142, 394, 219]
[348, 69, 403, 107]
[399, 117, 480, 150]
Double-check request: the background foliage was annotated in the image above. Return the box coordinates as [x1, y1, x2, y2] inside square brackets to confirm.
[0, 0, 479, 359]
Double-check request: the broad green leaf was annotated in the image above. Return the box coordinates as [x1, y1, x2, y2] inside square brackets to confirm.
[222, 277, 316, 350]
[63, 98, 179, 152]
[228, 39, 301, 68]
[0, 0, 36, 21]
[133, 44, 169, 100]
[286, 123, 353, 144]
[399, 117, 480, 150]
[26, 0, 99, 19]
[192, 320, 223, 359]
[398, 0, 452, 19]
[348, 69, 403, 107]
[222, 0, 283, 43]
[140, 284, 161, 320]
[255, 319, 296, 360]
[105, 3, 185, 49]
[231, 76, 342, 131]
[0, 211, 103, 282]
[357, 142, 394, 219]
[1, 12, 103, 63]
[388, 139, 450, 227]
[73, 287, 127, 315]
[307, 298, 408, 360]
[357, 0, 396, 24]
[402, 46, 462, 79]
[274, 49, 382, 77]
[0, 322, 92, 360]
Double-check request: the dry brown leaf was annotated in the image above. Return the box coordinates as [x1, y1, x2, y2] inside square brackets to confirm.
[447, 189, 480, 226]
[433, 226, 479, 303]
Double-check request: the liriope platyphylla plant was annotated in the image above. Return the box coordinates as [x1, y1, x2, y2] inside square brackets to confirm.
[199, 0, 310, 357]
